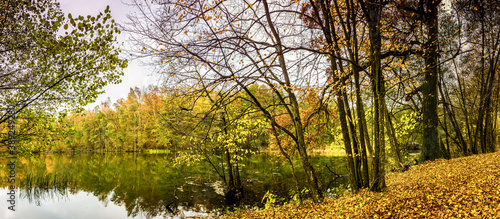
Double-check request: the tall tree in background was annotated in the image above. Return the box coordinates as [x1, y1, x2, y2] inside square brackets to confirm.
[394, 0, 443, 161]
[420, 0, 442, 161]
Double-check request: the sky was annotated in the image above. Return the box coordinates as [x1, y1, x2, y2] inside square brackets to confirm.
[57, 0, 158, 110]
[56, 0, 453, 111]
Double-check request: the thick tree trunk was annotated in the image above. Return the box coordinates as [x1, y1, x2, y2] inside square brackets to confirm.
[360, 0, 386, 192]
[421, 0, 442, 162]
[372, 66, 386, 192]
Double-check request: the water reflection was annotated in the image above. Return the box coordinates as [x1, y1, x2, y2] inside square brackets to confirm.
[0, 153, 346, 218]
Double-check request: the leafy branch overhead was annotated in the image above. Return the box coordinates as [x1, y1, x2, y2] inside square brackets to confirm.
[0, 0, 127, 123]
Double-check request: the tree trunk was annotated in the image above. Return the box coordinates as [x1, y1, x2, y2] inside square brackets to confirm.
[481, 56, 498, 153]
[350, 12, 371, 183]
[317, 0, 360, 192]
[342, 79, 362, 189]
[421, 0, 442, 162]
[222, 114, 241, 205]
[384, 103, 402, 165]
[262, 0, 323, 202]
[354, 65, 370, 188]
[337, 93, 359, 191]
[271, 124, 303, 204]
[361, 0, 386, 192]
[491, 85, 499, 152]
[439, 77, 468, 155]
[224, 149, 240, 205]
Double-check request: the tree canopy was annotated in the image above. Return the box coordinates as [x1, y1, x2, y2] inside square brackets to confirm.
[0, 0, 127, 124]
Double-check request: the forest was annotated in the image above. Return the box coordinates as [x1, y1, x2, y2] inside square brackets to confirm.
[0, 0, 499, 217]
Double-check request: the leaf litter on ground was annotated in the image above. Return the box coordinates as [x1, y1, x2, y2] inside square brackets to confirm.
[225, 151, 500, 218]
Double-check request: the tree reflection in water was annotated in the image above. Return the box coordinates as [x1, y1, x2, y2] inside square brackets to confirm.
[0, 153, 346, 218]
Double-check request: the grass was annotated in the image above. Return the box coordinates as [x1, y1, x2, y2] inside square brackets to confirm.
[225, 151, 500, 218]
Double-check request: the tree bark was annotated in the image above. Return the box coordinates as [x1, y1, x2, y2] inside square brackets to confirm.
[342, 73, 362, 189]
[421, 0, 443, 162]
[354, 66, 370, 188]
[360, 0, 386, 191]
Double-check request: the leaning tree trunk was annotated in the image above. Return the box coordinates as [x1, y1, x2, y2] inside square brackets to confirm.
[384, 103, 402, 165]
[271, 124, 303, 204]
[262, 0, 323, 202]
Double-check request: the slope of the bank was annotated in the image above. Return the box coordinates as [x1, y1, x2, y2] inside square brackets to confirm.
[226, 151, 500, 218]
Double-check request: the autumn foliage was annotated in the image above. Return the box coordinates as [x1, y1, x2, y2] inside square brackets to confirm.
[225, 151, 500, 218]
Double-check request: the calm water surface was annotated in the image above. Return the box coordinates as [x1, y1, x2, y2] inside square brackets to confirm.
[0, 153, 347, 219]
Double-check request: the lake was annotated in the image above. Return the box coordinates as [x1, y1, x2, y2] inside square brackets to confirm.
[0, 153, 347, 218]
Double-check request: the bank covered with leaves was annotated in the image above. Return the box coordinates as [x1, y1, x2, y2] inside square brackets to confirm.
[226, 151, 500, 218]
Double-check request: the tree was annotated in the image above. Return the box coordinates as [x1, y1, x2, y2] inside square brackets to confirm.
[384, 0, 445, 162]
[455, 0, 500, 154]
[419, 0, 443, 161]
[155, 84, 269, 204]
[124, 0, 336, 202]
[359, 0, 387, 191]
[140, 86, 163, 150]
[116, 87, 143, 152]
[0, 0, 127, 125]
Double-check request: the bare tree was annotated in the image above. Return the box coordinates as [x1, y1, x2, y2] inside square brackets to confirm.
[124, 0, 338, 202]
